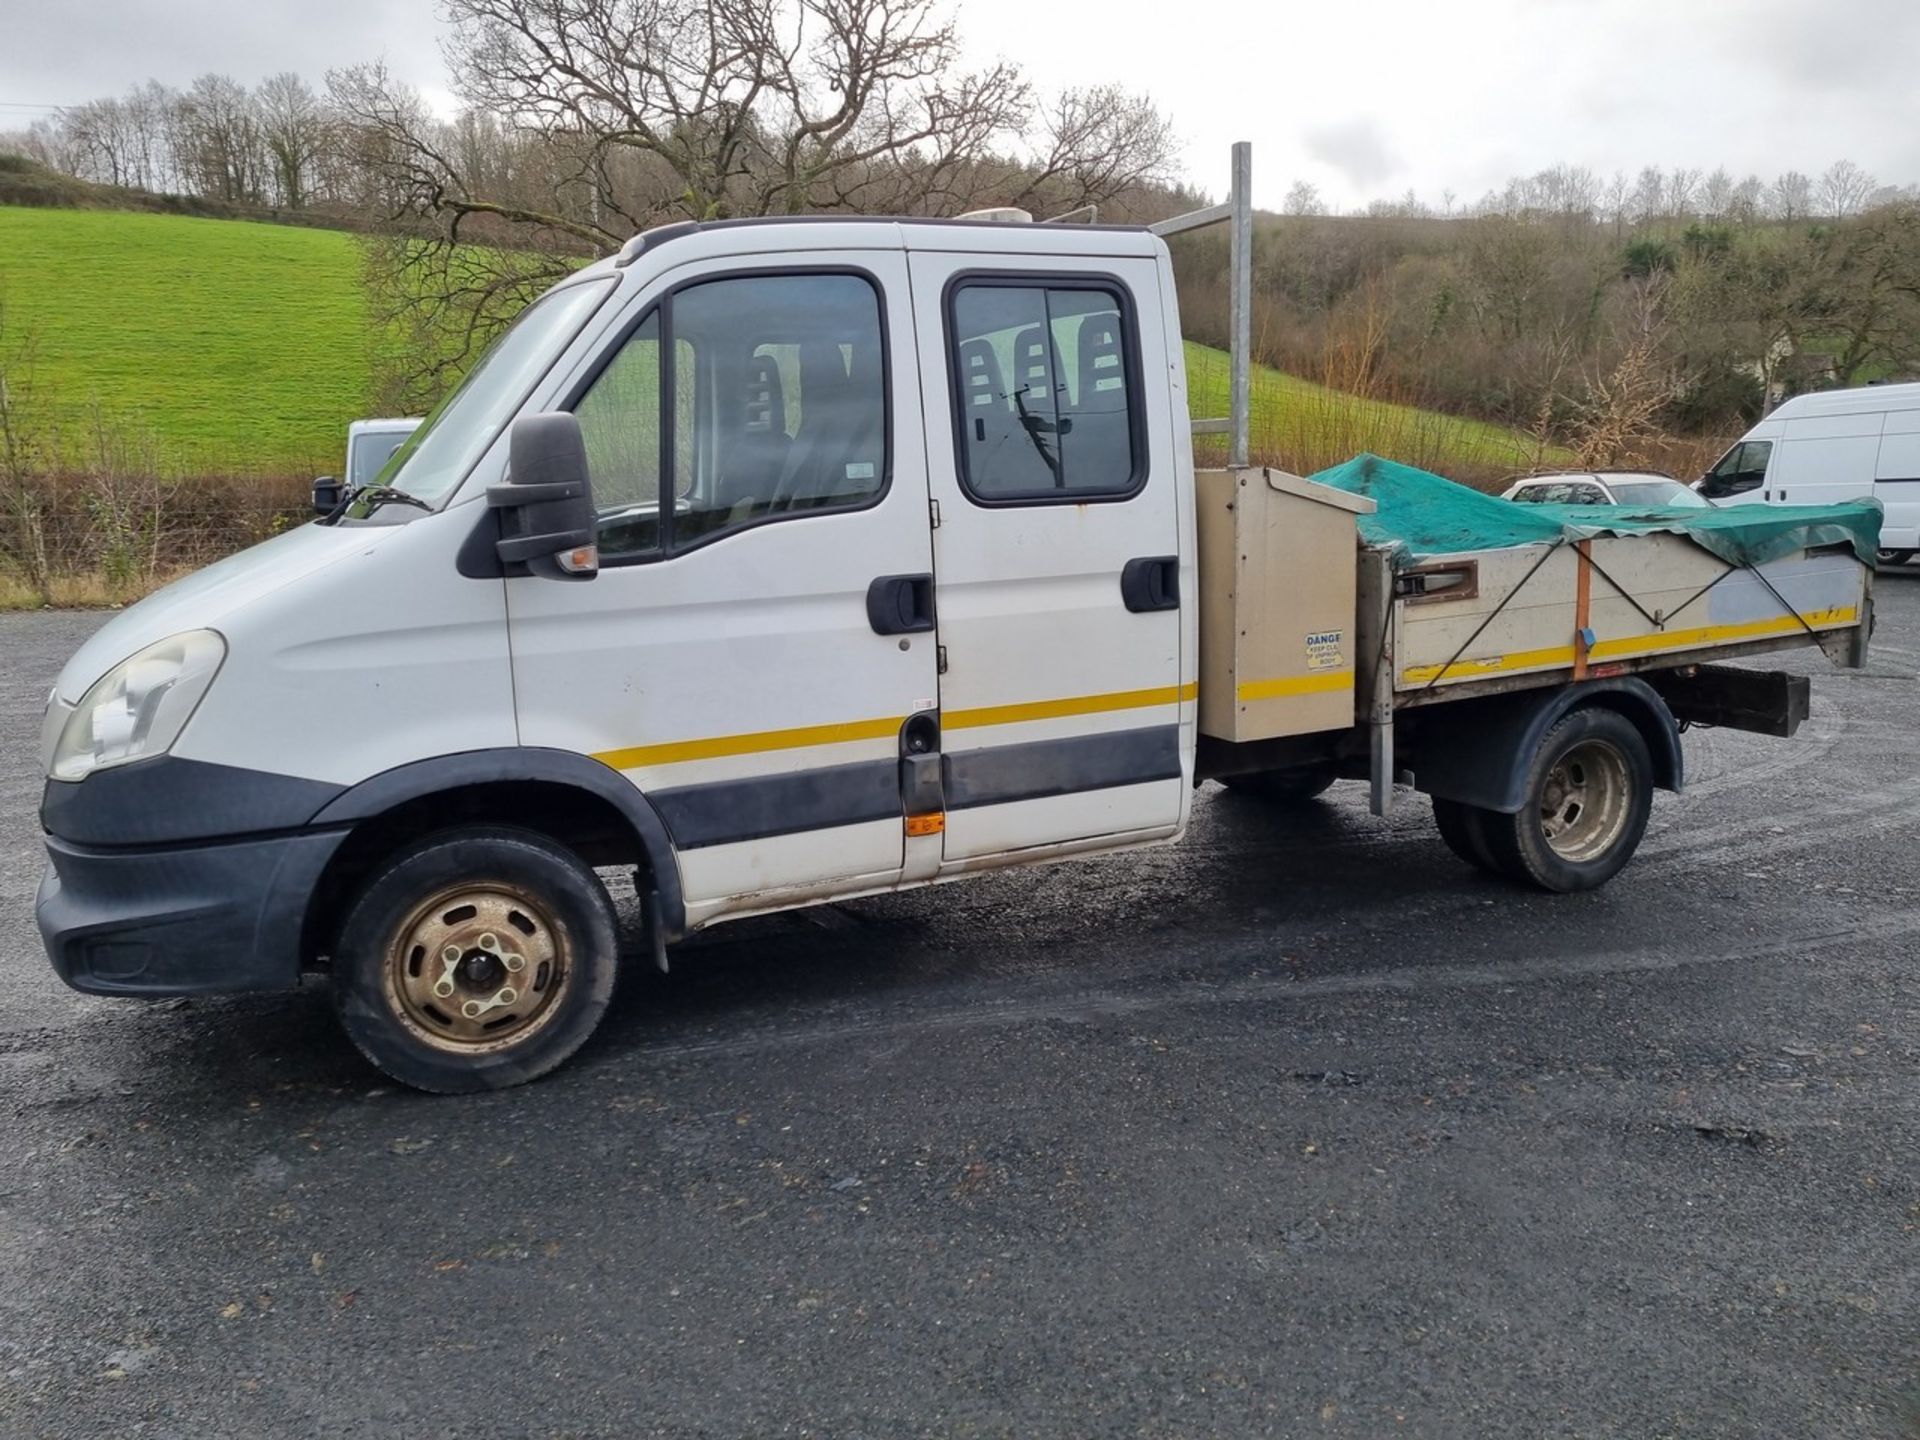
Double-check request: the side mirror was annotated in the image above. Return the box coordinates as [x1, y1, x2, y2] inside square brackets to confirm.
[487, 412, 598, 580]
[312, 475, 347, 514]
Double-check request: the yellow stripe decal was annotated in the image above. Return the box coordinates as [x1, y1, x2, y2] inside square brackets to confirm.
[594, 715, 905, 770]
[943, 682, 1197, 731]
[592, 682, 1199, 770]
[1401, 607, 1857, 685]
[1237, 670, 1353, 702]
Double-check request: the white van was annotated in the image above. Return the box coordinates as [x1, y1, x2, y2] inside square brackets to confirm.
[1699, 381, 1920, 563]
[345, 416, 422, 487]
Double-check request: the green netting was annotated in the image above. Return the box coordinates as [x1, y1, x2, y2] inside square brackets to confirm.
[1309, 454, 1884, 570]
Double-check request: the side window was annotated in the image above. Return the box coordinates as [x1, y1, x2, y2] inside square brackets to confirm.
[949, 279, 1141, 502]
[573, 272, 887, 562]
[575, 311, 668, 557]
[1702, 439, 1771, 497]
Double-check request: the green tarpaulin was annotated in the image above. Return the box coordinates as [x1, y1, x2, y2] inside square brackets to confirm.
[1310, 454, 1884, 570]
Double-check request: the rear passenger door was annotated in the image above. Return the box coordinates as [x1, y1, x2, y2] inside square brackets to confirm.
[906, 249, 1188, 866]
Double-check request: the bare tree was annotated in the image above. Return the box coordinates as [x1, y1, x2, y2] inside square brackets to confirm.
[998, 85, 1178, 218]
[1598, 170, 1631, 234]
[1700, 166, 1735, 218]
[1769, 169, 1812, 221]
[174, 74, 267, 203]
[1819, 159, 1876, 217]
[1282, 179, 1324, 216]
[257, 72, 329, 209]
[329, 0, 1175, 401]
[1663, 166, 1701, 218]
[1630, 165, 1665, 223]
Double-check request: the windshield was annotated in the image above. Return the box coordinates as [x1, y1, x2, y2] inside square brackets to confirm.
[349, 428, 417, 486]
[372, 278, 615, 505]
[1608, 479, 1707, 508]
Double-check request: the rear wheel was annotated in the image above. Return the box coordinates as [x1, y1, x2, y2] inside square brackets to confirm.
[331, 825, 619, 1093]
[1480, 708, 1654, 893]
[1219, 767, 1337, 803]
[1877, 548, 1915, 567]
[1432, 795, 1500, 874]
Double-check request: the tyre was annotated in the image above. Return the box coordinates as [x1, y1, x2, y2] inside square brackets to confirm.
[1219, 767, 1337, 803]
[1431, 795, 1500, 874]
[331, 825, 619, 1093]
[1479, 708, 1654, 893]
[1877, 548, 1915, 567]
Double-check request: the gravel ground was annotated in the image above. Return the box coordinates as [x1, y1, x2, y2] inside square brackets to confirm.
[1, 577, 1916, 1438]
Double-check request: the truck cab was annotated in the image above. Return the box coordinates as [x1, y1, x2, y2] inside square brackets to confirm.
[36, 217, 1199, 1091]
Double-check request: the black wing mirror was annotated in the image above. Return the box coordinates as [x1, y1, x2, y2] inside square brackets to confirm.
[311, 475, 347, 514]
[487, 412, 598, 580]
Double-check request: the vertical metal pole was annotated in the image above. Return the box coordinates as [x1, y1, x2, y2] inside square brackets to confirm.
[1229, 140, 1252, 470]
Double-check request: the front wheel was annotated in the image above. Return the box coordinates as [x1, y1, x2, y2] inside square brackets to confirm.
[1478, 708, 1655, 893]
[331, 826, 620, 1093]
[1877, 548, 1915, 567]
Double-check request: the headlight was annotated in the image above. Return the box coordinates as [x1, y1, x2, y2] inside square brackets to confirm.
[50, 630, 226, 782]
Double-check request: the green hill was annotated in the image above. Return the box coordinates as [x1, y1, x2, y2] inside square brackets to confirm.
[1183, 342, 1564, 481]
[0, 207, 376, 473]
[0, 203, 1558, 481]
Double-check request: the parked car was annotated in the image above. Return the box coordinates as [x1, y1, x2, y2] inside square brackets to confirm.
[1697, 380, 1920, 565]
[1501, 472, 1711, 508]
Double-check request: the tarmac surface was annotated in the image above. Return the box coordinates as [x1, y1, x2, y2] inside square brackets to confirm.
[1, 575, 1916, 1438]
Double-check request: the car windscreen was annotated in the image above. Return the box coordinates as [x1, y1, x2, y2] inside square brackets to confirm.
[1608, 479, 1707, 508]
[349, 432, 414, 487]
[375, 278, 615, 504]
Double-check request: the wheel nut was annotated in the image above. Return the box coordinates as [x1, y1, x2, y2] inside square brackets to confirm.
[504, 953, 525, 973]
[433, 980, 455, 998]
[478, 932, 499, 953]
[441, 944, 462, 965]
[462, 1000, 484, 1019]
[498, 987, 517, 1006]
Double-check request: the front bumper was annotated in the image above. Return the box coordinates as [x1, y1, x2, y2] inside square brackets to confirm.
[37, 828, 345, 996]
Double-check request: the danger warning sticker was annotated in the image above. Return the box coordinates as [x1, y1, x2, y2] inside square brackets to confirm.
[1305, 630, 1344, 671]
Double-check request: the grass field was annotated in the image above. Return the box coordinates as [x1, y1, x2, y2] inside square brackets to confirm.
[1184, 342, 1564, 482]
[0, 205, 1559, 483]
[0, 208, 376, 473]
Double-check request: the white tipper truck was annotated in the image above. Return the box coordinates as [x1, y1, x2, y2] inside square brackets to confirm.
[35, 152, 1878, 1091]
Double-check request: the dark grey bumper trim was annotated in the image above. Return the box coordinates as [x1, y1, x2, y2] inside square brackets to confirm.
[37, 828, 346, 996]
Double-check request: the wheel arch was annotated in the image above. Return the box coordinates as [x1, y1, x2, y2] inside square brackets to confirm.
[1407, 678, 1682, 814]
[301, 748, 684, 964]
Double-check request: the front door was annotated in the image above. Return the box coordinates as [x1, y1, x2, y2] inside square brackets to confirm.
[506, 255, 939, 925]
[906, 250, 1189, 865]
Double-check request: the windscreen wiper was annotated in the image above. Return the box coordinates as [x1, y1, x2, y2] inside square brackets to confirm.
[324, 485, 433, 523]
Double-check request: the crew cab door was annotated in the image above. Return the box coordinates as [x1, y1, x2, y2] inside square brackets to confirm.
[505, 252, 939, 925]
[906, 245, 1189, 865]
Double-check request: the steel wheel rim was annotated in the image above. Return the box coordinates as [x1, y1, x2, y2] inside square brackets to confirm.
[382, 883, 571, 1054]
[1538, 738, 1632, 863]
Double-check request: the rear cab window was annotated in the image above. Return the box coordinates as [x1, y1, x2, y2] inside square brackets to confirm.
[946, 277, 1144, 504]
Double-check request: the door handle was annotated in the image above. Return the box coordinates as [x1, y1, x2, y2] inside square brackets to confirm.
[867, 573, 936, 635]
[1120, 555, 1180, 613]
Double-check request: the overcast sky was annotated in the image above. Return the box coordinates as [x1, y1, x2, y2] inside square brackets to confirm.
[3, 0, 1915, 211]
